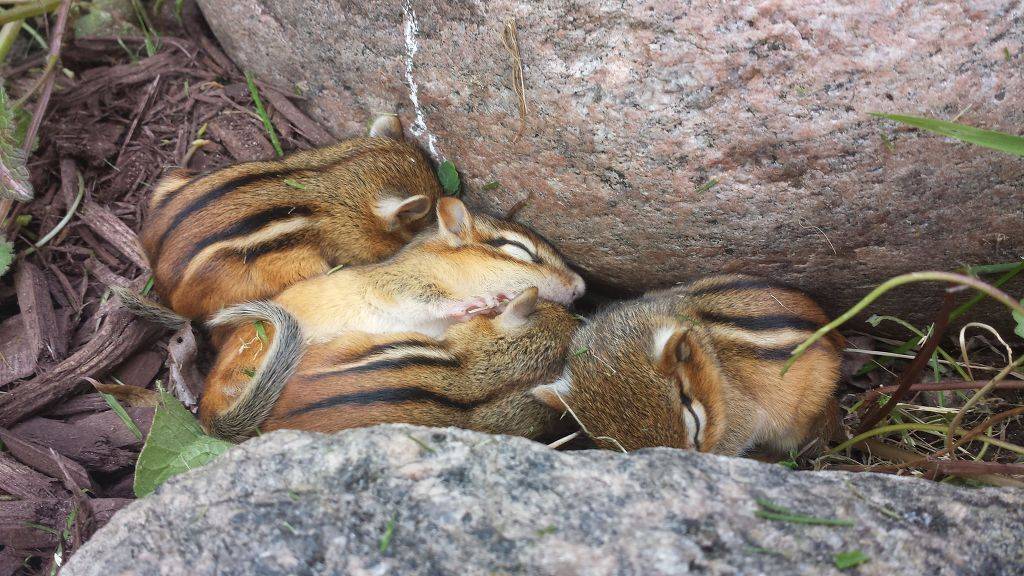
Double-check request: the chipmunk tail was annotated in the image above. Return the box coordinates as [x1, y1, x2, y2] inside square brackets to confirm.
[109, 284, 189, 329]
[205, 302, 305, 442]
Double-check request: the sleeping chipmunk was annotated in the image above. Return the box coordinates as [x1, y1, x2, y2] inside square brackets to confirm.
[201, 197, 587, 421]
[122, 115, 441, 323]
[199, 288, 578, 442]
[529, 275, 843, 456]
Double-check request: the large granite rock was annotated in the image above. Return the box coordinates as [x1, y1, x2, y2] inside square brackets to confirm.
[65, 425, 1023, 575]
[194, 0, 1024, 324]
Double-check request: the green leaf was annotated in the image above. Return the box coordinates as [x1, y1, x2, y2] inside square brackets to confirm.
[254, 320, 268, 343]
[283, 178, 306, 190]
[133, 392, 232, 498]
[1014, 298, 1024, 340]
[438, 160, 460, 196]
[141, 276, 155, 296]
[0, 85, 34, 202]
[245, 70, 284, 157]
[98, 390, 143, 441]
[482, 180, 500, 191]
[834, 550, 870, 570]
[0, 235, 12, 278]
[870, 113, 1024, 157]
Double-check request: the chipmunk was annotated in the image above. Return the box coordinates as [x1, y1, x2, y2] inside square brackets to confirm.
[200, 288, 579, 442]
[201, 196, 586, 419]
[135, 115, 441, 321]
[529, 274, 843, 456]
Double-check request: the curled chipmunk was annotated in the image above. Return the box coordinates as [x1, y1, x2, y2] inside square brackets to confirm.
[119, 115, 441, 323]
[202, 288, 579, 442]
[201, 197, 586, 422]
[530, 275, 843, 456]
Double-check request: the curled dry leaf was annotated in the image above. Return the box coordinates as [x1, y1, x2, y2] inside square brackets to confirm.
[91, 382, 161, 408]
[166, 326, 203, 409]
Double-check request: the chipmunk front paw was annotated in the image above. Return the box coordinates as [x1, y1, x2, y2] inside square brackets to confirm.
[447, 292, 512, 321]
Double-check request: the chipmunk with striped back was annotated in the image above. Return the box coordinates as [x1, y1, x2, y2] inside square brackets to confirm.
[137, 115, 441, 321]
[530, 275, 842, 456]
[199, 288, 578, 442]
[201, 197, 587, 421]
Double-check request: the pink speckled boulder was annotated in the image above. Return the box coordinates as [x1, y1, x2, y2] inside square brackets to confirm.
[196, 0, 1023, 324]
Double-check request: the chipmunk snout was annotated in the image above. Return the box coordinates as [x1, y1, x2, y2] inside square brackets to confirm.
[570, 273, 586, 300]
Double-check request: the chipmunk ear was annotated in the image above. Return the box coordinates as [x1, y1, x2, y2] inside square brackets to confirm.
[367, 114, 403, 139]
[531, 373, 572, 412]
[650, 322, 692, 377]
[437, 197, 474, 244]
[496, 287, 538, 328]
[375, 195, 432, 231]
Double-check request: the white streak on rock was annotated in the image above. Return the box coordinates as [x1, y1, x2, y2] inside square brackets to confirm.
[402, 1, 440, 160]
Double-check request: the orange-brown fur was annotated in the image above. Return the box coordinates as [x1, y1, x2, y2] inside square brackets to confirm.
[199, 320, 277, 424]
[141, 128, 441, 320]
[200, 289, 578, 442]
[532, 274, 843, 456]
[199, 198, 586, 432]
[209, 197, 585, 344]
[265, 295, 578, 439]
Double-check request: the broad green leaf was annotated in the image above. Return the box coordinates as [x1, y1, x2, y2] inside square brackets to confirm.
[133, 392, 232, 498]
[871, 113, 1024, 157]
[438, 160, 460, 196]
[0, 235, 12, 278]
[0, 85, 34, 201]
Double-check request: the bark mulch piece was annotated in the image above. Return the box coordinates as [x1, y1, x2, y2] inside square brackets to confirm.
[0, 429, 93, 492]
[0, 310, 162, 427]
[110, 350, 165, 389]
[11, 409, 153, 474]
[0, 315, 38, 387]
[13, 262, 64, 367]
[0, 454, 70, 500]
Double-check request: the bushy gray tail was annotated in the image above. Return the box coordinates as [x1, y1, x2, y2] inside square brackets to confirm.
[205, 301, 305, 442]
[108, 285, 189, 329]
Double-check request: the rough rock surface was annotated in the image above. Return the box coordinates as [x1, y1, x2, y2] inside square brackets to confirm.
[194, 0, 1024, 323]
[65, 425, 1024, 575]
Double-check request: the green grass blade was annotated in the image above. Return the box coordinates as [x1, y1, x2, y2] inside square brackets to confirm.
[952, 262, 1024, 321]
[871, 113, 1024, 157]
[98, 390, 143, 440]
[245, 71, 283, 157]
[379, 518, 396, 552]
[755, 510, 854, 527]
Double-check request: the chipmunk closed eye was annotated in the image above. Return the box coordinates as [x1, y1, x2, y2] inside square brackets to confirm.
[200, 197, 586, 421]
[530, 275, 843, 456]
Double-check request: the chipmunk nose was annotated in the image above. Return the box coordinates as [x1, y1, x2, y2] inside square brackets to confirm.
[569, 273, 586, 300]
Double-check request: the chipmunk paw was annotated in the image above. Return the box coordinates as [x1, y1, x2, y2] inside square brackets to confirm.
[447, 292, 512, 321]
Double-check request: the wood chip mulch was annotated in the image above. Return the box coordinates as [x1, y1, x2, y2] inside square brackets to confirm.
[0, 3, 333, 572]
